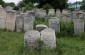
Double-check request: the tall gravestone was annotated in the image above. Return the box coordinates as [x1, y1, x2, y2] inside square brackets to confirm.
[6, 10, 16, 31]
[41, 28, 56, 49]
[49, 17, 60, 33]
[16, 13, 25, 32]
[74, 12, 84, 35]
[24, 30, 40, 49]
[24, 12, 35, 32]
[0, 5, 6, 29]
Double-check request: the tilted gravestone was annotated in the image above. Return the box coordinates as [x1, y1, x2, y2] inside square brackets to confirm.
[24, 30, 40, 49]
[49, 17, 60, 33]
[0, 5, 6, 29]
[6, 10, 16, 31]
[41, 28, 56, 49]
[16, 13, 25, 32]
[74, 12, 84, 35]
[24, 12, 35, 32]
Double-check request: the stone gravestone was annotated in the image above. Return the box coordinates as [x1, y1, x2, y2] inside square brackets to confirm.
[0, 5, 6, 29]
[41, 28, 56, 49]
[24, 30, 40, 49]
[24, 12, 35, 32]
[49, 17, 60, 33]
[48, 9, 55, 16]
[16, 13, 25, 32]
[74, 12, 84, 35]
[35, 9, 46, 19]
[6, 10, 16, 31]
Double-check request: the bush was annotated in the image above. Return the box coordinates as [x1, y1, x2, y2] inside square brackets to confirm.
[57, 20, 74, 37]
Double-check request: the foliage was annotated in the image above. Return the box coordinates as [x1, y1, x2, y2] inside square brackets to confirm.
[58, 20, 74, 36]
[18, 0, 68, 12]
[0, 29, 85, 55]
[43, 4, 51, 15]
[4, 2, 15, 7]
[33, 18, 48, 29]
[0, 0, 5, 7]
[81, 0, 85, 10]
[24, 2, 34, 11]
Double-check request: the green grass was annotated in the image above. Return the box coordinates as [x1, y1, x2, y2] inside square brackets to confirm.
[0, 30, 85, 55]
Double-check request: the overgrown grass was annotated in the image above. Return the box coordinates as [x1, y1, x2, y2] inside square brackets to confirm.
[0, 30, 85, 55]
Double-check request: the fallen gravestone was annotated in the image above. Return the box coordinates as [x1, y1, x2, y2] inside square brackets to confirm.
[36, 24, 48, 32]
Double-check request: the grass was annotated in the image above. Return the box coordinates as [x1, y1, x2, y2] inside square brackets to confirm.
[0, 30, 85, 55]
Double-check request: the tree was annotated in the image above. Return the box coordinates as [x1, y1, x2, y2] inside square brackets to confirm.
[5, 2, 15, 7]
[81, 0, 85, 10]
[0, 0, 5, 6]
[18, 0, 68, 13]
[43, 4, 51, 15]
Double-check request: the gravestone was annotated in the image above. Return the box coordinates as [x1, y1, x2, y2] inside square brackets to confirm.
[35, 9, 46, 18]
[48, 9, 55, 16]
[41, 28, 56, 49]
[0, 5, 6, 29]
[49, 17, 60, 33]
[6, 10, 16, 31]
[24, 12, 35, 32]
[16, 13, 24, 32]
[61, 13, 72, 23]
[74, 12, 84, 35]
[24, 30, 40, 49]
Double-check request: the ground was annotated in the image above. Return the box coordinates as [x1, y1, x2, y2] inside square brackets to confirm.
[0, 30, 85, 55]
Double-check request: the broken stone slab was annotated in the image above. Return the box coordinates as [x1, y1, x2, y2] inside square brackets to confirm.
[41, 28, 56, 49]
[24, 30, 40, 49]
[36, 24, 48, 32]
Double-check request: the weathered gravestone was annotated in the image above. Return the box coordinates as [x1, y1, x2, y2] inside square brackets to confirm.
[49, 17, 60, 33]
[24, 12, 35, 32]
[6, 10, 16, 31]
[74, 12, 84, 35]
[24, 30, 40, 49]
[48, 9, 55, 16]
[61, 13, 72, 23]
[41, 28, 56, 49]
[0, 5, 6, 29]
[35, 9, 46, 18]
[16, 13, 25, 32]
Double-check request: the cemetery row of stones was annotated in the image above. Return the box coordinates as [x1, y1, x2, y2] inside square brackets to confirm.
[0, 5, 84, 34]
[0, 5, 85, 49]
